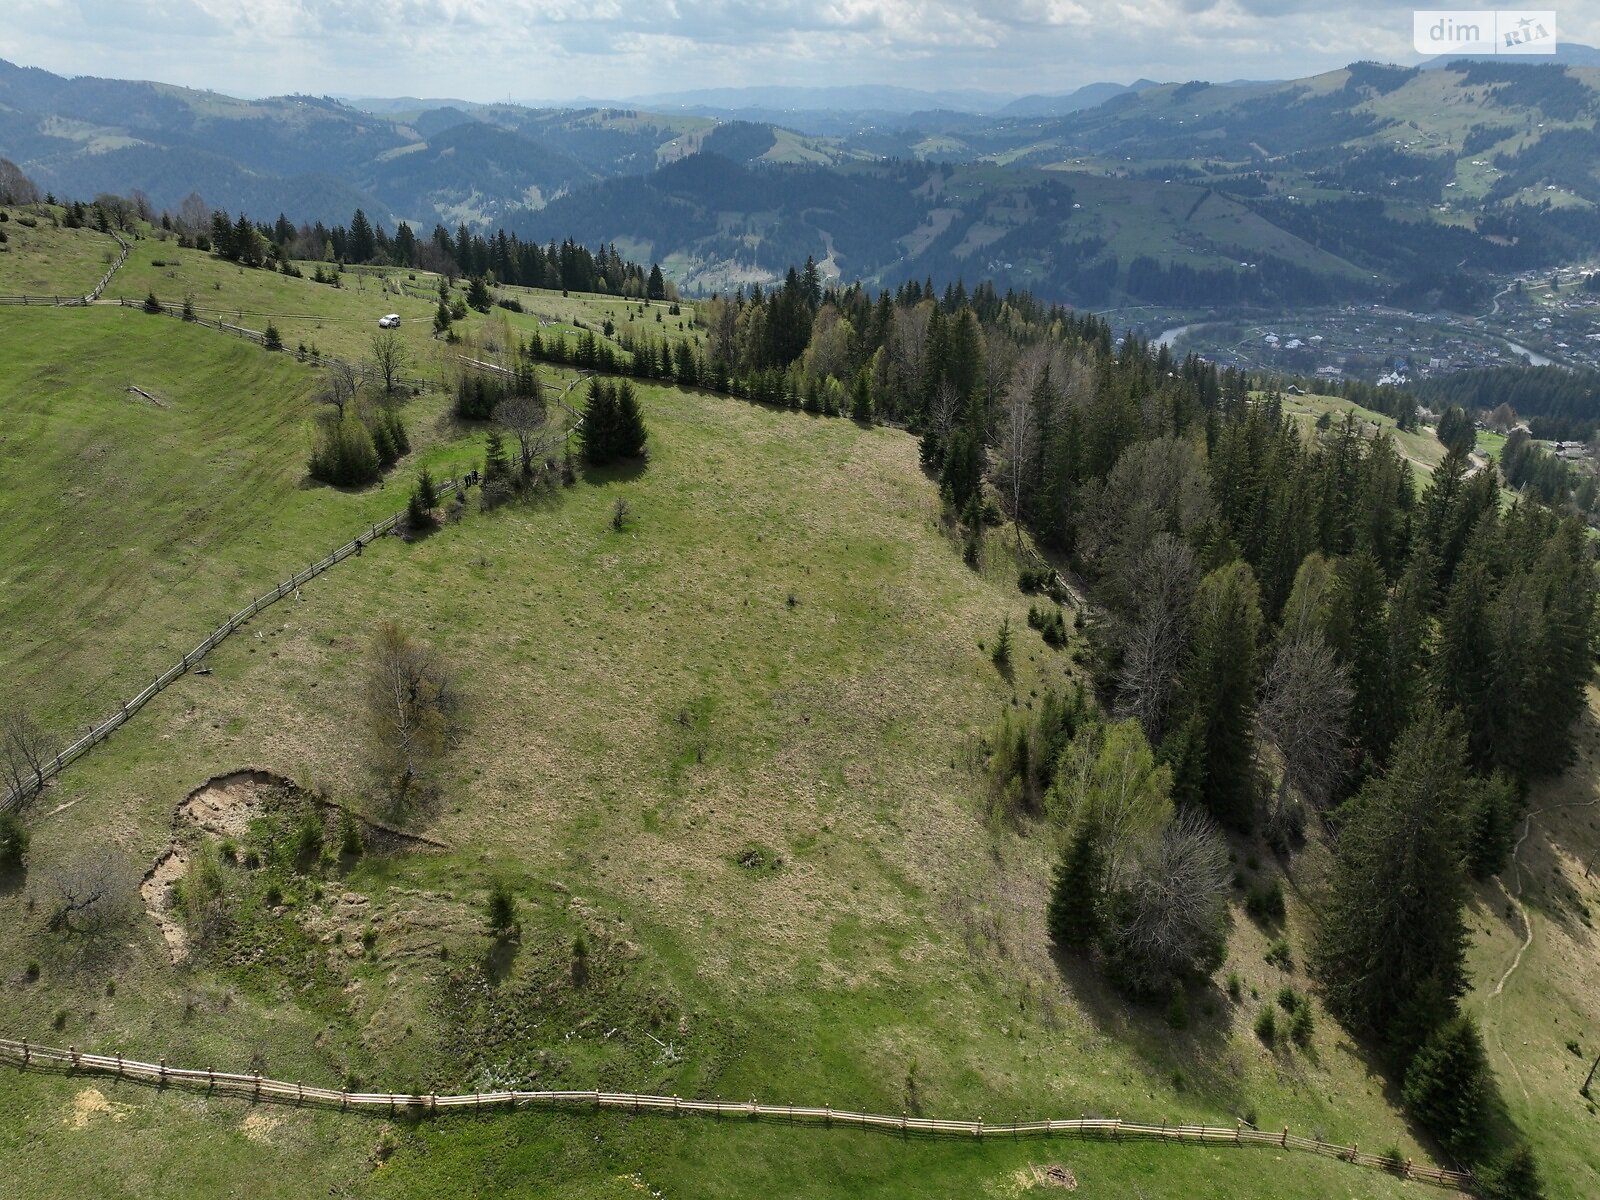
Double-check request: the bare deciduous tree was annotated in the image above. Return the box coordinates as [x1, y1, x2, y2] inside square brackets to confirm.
[1101, 808, 1231, 995]
[1080, 436, 1213, 587]
[888, 303, 932, 408]
[368, 329, 412, 397]
[926, 378, 961, 449]
[1256, 628, 1352, 841]
[0, 157, 41, 206]
[493, 379, 552, 479]
[1113, 534, 1197, 743]
[995, 348, 1046, 538]
[365, 621, 461, 795]
[1, 709, 52, 808]
[48, 850, 134, 940]
[316, 358, 360, 421]
[177, 192, 209, 240]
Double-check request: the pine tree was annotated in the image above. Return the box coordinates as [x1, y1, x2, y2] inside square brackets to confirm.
[850, 369, 873, 423]
[580, 380, 616, 464]
[1476, 1144, 1545, 1200]
[467, 275, 492, 313]
[416, 467, 438, 510]
[1401, 1015, 1489, 1154]
[614, 381, 648, 459]
[1313, 703, 1474, 1060]
[483, 429, 512, 484]
[1047, 819, 1104, 949]
[1181, 560, 1263, 829]
[348, 208, 376, 264]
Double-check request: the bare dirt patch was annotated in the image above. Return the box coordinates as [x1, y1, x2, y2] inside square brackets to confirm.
[179, 769, 283, 839]
[240, 1109, 282, 1144]
[139, 847, 191, 964]
[67, 1087, 132, 1129]
[1009, 1163, 1078, 1191]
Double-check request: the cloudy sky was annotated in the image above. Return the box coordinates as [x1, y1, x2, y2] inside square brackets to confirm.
[2, 1, 1594, 103]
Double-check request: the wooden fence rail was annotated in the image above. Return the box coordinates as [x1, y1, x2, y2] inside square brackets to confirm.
[109, 296, 433, 391]
[0, 476, 466, 813]
[0, 1039, 1474, 1191]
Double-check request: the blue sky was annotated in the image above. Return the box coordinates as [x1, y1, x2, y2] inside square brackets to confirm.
[2, 1, 1594, 102]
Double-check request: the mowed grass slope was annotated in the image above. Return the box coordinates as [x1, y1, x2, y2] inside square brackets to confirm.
[0, 306, 468, 732]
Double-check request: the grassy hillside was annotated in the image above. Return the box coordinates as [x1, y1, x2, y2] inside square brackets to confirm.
[1, 222, 1594, 1198]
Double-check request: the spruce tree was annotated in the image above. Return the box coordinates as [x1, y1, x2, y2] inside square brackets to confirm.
[850, 369, 873, 423]
[1401, 1015, 1489, 1154]
[483, 429, 512, 484]
[581, 379, 619, 465]
[1048, 819, 1104, 950]
[1181, 560, 1263, 829]
[1312, 703, 1474, 1059]
[614, 381, 648, 459]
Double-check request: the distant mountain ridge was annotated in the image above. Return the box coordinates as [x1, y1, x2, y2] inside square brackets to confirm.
[2, 56, 1598, 311]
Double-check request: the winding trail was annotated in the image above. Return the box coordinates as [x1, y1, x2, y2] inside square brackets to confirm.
[1485, 796, 1600, 1102]
[1492, 797, 1600, 998]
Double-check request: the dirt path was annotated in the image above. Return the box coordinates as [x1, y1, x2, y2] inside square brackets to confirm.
[1492, 797, 1600, 998]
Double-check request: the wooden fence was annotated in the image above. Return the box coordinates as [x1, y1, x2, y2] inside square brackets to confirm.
[110, 296, 433, 392]
[0, 229, 136, 306]
[0, 1038, 1473, 1191]
[0, 476, 467, 813]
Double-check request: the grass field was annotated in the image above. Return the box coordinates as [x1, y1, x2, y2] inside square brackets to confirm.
[1, 223, 1595, 1198]
[0, 209, 124, 296]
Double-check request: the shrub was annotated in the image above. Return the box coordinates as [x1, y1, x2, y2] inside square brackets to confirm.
[1244, 877, 1285, 924]
[1402, 1015, 1489, 1154]
[1028, 604, 1067, 647]
[338, 811, 364, 858]
[142, 291, 162, 313]
[1165, 986, 1189, 1030]
[1475, 1143, 1545, 1200]
[1289, 1000, 1314, 1047]
[0, 810, 28, 870]
[485, 877, 517, 934]
[991, 618, 1013, 668]
[1264, 939, 1293, 970]
[1018, 566, 1052, 593]
[1254, 1005, 1277, 1044]
[295, 811, 324, 862]
[1226, 972, 1242, 1001]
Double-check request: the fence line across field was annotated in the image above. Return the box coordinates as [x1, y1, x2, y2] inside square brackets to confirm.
[0, 1039, 1473, 1190]
[108, 296, 433, 391]
[0, 476, 464, 812]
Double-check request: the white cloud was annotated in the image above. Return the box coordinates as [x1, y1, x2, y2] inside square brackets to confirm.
[2, 0, 1596, 100]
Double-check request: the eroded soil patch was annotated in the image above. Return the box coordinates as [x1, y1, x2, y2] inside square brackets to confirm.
[141, 769, 446, 962]
[139, 848, 191, 964]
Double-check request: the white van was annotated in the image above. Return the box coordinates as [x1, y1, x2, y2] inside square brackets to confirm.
[378, 314, 401, 328]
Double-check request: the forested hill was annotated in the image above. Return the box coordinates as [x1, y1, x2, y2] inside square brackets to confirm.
[5, 56, 1600, 308]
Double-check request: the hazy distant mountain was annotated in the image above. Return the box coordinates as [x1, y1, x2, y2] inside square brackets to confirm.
[624, 84, 1015, 115]
[342, 95, 486, 115]
[997, 79, 1159, 118]
[1420, 41, 1600, 68]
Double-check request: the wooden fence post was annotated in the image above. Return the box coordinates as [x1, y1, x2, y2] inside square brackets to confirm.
[1281, 1126, 1289, 1148]
[20, 1039, 28, 1066]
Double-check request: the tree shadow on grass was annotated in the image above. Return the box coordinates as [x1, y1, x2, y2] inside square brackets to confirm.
[1048, 945, 1252, 1121]
[579, 456, 647, 487]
